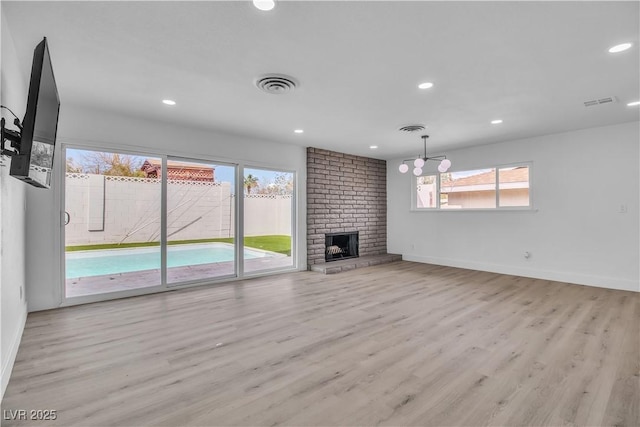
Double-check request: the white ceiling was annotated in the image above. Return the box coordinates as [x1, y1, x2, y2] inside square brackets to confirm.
[3, 1, 639, 159]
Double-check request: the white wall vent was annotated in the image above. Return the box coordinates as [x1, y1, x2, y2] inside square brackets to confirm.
[398, 124, 426, 132]
[255, 74, 298, 94]
[584, 97, 617, 107]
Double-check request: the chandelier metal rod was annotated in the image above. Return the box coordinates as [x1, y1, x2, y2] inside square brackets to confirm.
[401, 136, 448, 163]
[400, 155, 447, 164]
[398, 133, 451, 175]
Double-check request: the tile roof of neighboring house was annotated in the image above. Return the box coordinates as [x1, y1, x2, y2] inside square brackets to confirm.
[141, 159, 215, 182]
[442, 167, 528, 187]
[144, 159, 215, 170]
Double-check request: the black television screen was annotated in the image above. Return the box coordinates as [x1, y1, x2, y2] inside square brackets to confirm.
[10, 37, 60, 188]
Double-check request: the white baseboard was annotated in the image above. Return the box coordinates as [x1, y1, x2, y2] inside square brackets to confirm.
[1, 304, 27, 401]
[402, 254, 639, 293]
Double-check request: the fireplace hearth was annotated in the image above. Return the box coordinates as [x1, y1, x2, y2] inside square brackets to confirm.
[325, 232, 359, 262]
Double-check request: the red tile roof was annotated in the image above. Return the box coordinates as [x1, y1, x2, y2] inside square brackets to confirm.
[442, 167, 528, 187]
[145, 159, 214, 170]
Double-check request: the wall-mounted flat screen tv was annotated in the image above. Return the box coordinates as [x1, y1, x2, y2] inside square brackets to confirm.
[10, 37, 60, 188]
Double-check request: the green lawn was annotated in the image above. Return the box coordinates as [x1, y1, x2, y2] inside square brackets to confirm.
[66, 235, 291, 256]
[243, 235, 291, 256]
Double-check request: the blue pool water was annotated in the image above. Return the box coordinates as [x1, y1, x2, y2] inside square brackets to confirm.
[66, 243, 265, 278]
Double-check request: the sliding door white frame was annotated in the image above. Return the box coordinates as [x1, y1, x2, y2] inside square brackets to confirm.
[242, 164, 297, 277]
[60, 143, 167, 307]
[59, 144, 298, 308]
[165, 155, 238, 287]
[160, 156, 168, 286]
[236, 163, 245, 277]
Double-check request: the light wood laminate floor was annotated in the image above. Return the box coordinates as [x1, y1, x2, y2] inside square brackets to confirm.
[3, 262, 639, 426]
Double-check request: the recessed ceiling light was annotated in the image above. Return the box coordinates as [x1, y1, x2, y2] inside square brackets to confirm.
[418, 82, 434, 90]
[369, 145, 378, 149]
[162, 99, 176, 105]
[608, 43, 632, 53]
[627, 101, 640, 107]
[491, 119, 503, 124]
[253, 0, 275, 11]
[294, 129, 304, 134]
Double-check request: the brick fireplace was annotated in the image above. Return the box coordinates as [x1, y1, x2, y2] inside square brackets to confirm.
[325, 231, 359, 262]
[307, 147, 387, 267]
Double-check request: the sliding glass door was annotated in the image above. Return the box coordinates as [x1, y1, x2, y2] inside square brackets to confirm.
[166, 159, 236, 284]
[243, 167, 294, 274]
[64, 148, 162, 297]
[63, 147, 296, 301]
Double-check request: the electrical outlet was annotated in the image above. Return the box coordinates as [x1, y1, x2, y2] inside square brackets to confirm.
[619, 204, 628, 213]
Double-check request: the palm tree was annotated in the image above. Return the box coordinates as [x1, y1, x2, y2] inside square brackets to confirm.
[244, 174, 259, 194]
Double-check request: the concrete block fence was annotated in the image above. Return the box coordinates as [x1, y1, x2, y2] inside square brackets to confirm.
[64, 174, 291, 246]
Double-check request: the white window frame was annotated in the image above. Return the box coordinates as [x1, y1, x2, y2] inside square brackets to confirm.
[411, 161, 534, 212]
[414, 173, 440, 210]
[59, 143, 298, 307]
[241, 165, 297, 277]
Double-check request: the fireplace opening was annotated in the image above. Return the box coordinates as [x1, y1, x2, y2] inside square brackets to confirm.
[325, 231, 359, 262]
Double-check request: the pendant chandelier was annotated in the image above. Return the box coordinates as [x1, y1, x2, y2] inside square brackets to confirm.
[398, 135, 451, 176]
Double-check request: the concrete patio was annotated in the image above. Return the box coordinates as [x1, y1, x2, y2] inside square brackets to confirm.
[65, 256, 294, 298]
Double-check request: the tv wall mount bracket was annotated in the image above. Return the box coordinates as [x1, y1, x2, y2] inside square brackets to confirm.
[1, 106, 23, 156]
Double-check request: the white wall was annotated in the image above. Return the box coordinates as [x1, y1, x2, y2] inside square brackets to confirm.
[0, 12, 29, 400]
[243, 195, 293, 237]
[388, 121, 640, 292]
[26, 104, 307, 312]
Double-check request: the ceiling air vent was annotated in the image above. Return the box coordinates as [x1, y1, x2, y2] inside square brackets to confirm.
[255, 74, 298, 94]
[584, 96, 617, 107]
[398, 124, 426, 133]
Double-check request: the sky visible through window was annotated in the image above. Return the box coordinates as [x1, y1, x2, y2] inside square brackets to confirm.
[449, 168, 493, 179]
[66, 149, 284, 192]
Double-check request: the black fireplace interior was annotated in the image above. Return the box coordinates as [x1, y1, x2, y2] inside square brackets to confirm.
[325, 232, 359, 262]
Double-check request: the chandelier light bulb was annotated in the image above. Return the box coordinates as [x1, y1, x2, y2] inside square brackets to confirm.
[399, 134, 451, 178]
[253, 0, 275, 11]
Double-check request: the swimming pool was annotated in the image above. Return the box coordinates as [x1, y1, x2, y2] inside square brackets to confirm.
[65, 243, 269, 278]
